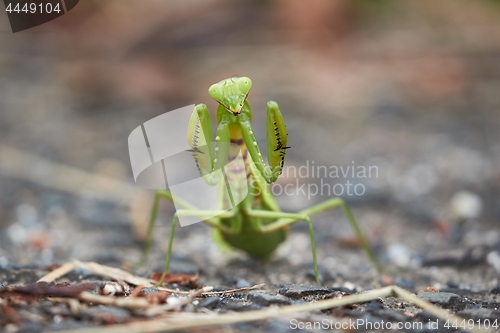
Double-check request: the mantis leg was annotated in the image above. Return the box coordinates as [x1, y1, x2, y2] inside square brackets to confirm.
[141, 189, 195, 264]
[154, 208, 237, 286]
[187, 104, 231, 186]
[239, 101, 289, 183]
[140, 190, 239, 285]
[245, 198, 382, 285]
[244, 209, 320, 284]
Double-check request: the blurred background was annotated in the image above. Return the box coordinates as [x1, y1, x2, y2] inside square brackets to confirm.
[0, 0, 499, 286]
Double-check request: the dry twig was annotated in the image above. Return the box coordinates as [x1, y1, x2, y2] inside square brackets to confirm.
[37, 261, 265, 296]
[77, 292, 151, 310]
[1, 283, 96, 298]
[48, 285, 491, 333]
[37, 262, 77, 284]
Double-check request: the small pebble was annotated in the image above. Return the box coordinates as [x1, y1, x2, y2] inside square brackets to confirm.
[466, 303, 481, 310]
[490, 286, 500, 295]
[486, 251, 500, 273]
[101, 282, 128, 296]
[328, 287, 355, 294]
[365, 300, 384, 313]
[376, 309, 408, 322]
[224, 300, 262, 311]
[49, 318, 94, 331]
[166, 297, 181, 309]
[343, 281, 357, 291]
[17, 322, 44, 333]
[305, 270, 321, 284]
[183, 304, 195, 312]
[380, 275, 393, 286]
[450, 191, 482, 220]
[395, 278, 415, 291]
[140, 287, 161, 295]
[4, 324, 19, 333]
[386, 243, 412, 267]
[83, 306, 130, 323]
[235, 279, 252, 289]
[279, 284, 330, 299]
[458, 308, 495, 320]
[247, 292, 291, 306]
[6, 224, 27, 245]
[422, 250, 464, 267]
[459, 246, 489, 267]
[418, 292, 465, 311]
[16, 204, 38, 226]
[65, 268, 99, 282]
[199, 296, 219, 309]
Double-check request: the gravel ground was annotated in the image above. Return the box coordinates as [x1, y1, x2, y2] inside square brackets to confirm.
[1, 1, 500, 332]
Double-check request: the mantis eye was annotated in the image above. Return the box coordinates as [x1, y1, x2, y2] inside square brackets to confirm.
[238, 77, 252, 94]
[208, 84, 223, 101]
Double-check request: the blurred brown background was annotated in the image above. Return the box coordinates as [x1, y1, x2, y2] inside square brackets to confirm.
[0, 0, 499, 285]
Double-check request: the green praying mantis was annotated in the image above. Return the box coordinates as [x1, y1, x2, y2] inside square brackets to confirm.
[140, 76, 382, 285]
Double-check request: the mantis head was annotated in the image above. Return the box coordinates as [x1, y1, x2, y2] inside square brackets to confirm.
[208, 77, 252, 114]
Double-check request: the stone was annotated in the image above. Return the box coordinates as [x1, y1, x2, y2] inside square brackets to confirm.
[198, 296, 219, 309]
[279, 284, 331, 299]
[418, 292, 465, 311]
[247, 292, 291, 306]
[236, 279, 252, 289]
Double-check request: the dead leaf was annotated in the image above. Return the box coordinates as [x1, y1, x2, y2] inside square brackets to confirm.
[150, 272, 199, 286]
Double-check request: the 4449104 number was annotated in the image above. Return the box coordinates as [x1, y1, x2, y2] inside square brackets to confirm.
[6, 2, 61, 14]
[445, 319, 498, 330]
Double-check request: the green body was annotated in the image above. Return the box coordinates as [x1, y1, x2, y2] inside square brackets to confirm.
[217, 130, 287, 259]
[142, 77, 382, 286]
[220, 210, 287, 259]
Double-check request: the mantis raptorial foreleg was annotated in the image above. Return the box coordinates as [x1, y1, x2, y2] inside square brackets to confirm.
[187, 104, 232, 186]
[240, 101, 288, 184]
